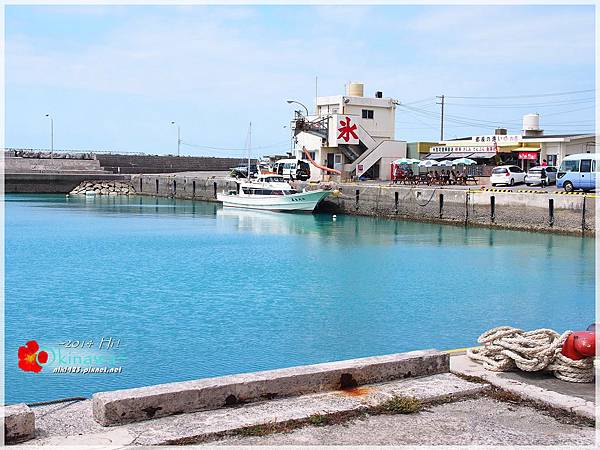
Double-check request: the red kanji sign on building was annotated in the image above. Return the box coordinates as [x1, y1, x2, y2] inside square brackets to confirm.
[337, 116, 359, 144]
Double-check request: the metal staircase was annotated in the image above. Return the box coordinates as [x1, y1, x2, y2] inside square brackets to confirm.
[338, 142, 366, 162]
[292, 113, 328, 140]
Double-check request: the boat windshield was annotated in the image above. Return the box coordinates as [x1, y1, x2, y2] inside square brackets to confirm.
[262, 176, 286, 183]
[242, 187, 286, 195]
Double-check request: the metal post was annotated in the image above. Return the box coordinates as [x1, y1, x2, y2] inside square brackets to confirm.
[315, 76, 318, 114]
[464, 191, 469, 226]
[50, 117, 54, 157]
[171, 121, 181, 157]
[45, 114, 54, 158]
[581, 196, 586, 235]
[248, 122, 252, 180]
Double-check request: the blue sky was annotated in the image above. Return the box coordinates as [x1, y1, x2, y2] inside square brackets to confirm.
[5, 4, 595, 157]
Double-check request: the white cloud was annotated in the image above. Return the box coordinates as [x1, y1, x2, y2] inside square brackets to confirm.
[404, 5, 594, 64]
[5, 5, 595, 148]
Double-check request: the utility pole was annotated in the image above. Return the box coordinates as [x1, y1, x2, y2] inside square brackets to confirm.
[436, 95, 445, 141]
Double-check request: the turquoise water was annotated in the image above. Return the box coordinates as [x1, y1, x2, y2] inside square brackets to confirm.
[5, 194, 595, 404]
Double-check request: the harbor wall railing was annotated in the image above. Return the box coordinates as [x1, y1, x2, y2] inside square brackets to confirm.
[130, 174, 595, 236]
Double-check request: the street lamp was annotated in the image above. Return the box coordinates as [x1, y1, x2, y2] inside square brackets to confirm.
[45, 114, 54, 158]
[170, 121, 181, 157]
[286, 100, 309, 116]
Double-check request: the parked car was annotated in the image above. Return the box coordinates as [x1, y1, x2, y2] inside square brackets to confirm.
[490, 165, 527, 186]
[272, 158, 311, 181]
[525, 166, 557, 186]
[230, 164, 258, 179]
[557, 153, 599, 192]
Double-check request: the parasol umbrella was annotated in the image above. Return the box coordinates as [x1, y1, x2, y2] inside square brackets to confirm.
[393, 158, 420, 165]
[453, 158, 477, 165]
[419, 160, 440, 168]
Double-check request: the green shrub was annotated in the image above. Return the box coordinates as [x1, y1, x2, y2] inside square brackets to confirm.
[308, 414, 329, 426]
[379, 395, 422, 414]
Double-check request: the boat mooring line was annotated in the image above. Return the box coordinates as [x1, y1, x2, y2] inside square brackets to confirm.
[26, 396, 88, 407]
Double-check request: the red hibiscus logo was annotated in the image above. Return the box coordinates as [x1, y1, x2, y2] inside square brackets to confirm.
[18, 340, 48, 373]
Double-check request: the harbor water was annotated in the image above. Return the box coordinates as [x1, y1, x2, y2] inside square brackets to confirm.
[5, 194, 595, 404]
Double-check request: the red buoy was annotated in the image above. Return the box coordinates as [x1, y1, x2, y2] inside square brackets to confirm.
[561, 331, 596, 360]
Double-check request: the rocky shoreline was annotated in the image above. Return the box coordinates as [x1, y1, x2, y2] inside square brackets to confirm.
[69, 180, 135, 196]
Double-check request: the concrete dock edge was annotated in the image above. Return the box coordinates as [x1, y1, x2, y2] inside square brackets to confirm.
[450, 354, 596, 421]
[92, 349, 448, 426]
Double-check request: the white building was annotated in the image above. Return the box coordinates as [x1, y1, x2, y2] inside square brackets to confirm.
[291, 82, 406, 181]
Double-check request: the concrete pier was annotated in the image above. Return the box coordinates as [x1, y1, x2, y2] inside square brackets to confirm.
[130, 173, 595, 236]
[92, 350, 447, 426]
[12, 352, 594, 447]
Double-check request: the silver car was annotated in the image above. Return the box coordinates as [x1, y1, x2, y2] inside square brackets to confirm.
[525, 166, 557, 186]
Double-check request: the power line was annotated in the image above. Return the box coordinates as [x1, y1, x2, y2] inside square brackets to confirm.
[399, 109, 440, 132]
[402, 97, 437, 106]
[542, 105, 595, 116]
[399, 103, 595, 129]
[445, 89, 594, 99]
[445, 98, 594, 108]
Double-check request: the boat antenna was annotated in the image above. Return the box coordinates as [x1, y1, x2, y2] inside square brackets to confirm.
[247, 121, 251, 181]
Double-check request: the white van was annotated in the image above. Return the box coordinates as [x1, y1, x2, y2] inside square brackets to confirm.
[272, 158, 311, 181]
[557, 153, 600, 192]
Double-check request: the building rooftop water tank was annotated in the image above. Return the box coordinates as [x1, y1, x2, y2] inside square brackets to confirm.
[348, 82, 364, 97]
[523, 113, 540, 131]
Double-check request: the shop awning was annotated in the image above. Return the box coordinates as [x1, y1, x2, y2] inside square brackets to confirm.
[426, 153, 450, 160]
[469, 152, 496, 159]
[445, 152, 474, 159]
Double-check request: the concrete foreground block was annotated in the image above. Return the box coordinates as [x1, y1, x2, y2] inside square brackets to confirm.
[2, 403, 35, 444]
[93, 349, 448, 426]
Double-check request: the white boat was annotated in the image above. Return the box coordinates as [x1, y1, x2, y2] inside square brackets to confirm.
[217, 174, 331, 212]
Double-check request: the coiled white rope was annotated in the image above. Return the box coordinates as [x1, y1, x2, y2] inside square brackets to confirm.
[467, 326, 595, 383]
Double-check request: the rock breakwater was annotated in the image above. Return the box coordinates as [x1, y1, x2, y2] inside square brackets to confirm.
[69, 180, 134, 196]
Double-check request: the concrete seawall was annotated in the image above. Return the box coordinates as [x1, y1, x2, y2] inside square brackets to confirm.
[96, 154, 245, 174]
[130, 174, 595, 236]
[5, 173, 131, 193]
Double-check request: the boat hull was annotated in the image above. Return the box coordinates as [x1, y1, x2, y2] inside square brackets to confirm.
[217, 190, 331, 212]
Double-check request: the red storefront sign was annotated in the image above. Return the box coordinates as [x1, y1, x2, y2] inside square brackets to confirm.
[518, 151, 538, 160]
